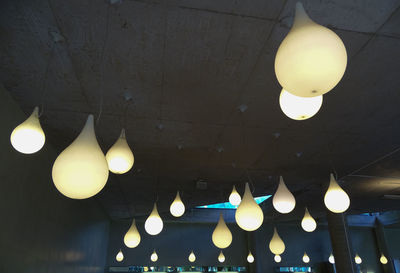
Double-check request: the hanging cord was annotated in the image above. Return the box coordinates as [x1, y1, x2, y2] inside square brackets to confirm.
[39, 42, 56, 117]
[246, 169, 256, 194]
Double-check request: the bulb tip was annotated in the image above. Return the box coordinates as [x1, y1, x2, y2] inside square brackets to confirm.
[120, 128, 126, 138]
[32, 106, 40, 116]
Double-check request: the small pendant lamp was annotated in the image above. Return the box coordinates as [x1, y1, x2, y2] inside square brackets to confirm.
[116, 250, 124, 262]
[247, 251, 255, 263]
[355, 254, 362, 264]
[151, 250, 158, 262]
[170, 191, 185, 217]
[145, 203, 163, 235]
[274, 255, 282, 263]
[329, 253, 335, 264]
[324, 174, 350, 213]
[235, 182, 264, 231]
[124, 218, 141, 248]
[303, 252, 310, 263]
[269, 227, 285, 255]
[212, 213, 232, 249]
[229, 185, 241, 206]
[380, 254, 388, 264]
[218, 251, 225, 263]
[273, 176, 296, 214]
[301, 207, 317, 232]
[106, 128, 134, 174]
[188, 251, 196, 262]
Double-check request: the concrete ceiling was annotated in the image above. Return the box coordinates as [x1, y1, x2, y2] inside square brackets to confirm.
[1, 0, 400, 221]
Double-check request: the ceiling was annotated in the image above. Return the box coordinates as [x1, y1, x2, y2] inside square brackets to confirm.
[1, 0, 400, 221]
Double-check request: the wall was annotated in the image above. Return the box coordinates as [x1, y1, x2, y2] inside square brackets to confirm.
[0, 84, 110, 273]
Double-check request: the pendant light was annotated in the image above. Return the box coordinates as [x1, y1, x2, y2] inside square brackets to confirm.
[301, 207, 317, 232]
[303, 252, 310, 263]
[274, 2, 347, 97]
[324, 174, 350, 213]
[151, 250, 158, 262]
[106, 128, 134, 174]
[274, 255, 282, 263]
[170, 191, 185, 217]
[273, 176, 296, 214]
[269, 227, 285, 255]
[116, 250, 124, 262]
[188, 251, 196, 263]
[247, 251, 255, 263]
[380, 254, 388, 264]
[329, 253, 335, 264]
[10, 106, 45, 154]
[229, 185, 241, 206]
[235, 182, 264, 231]
[279, 89, 323, 120]
[52, 115, 109, 199]
[124, 218, 141, 248]
[218, 251, 225, 263]
[212, 213, 232, 249]
[355, 254, 362, 264]
[145, 203, 163, 235]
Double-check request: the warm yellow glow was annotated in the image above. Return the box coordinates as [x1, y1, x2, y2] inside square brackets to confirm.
[151, 251, 158, 262]
[355, 254, 362, 264]
[116, 250, 124, 262]
[218, 251, 225, 263]
[380, 254, 388, 264]
[188, 251, 196, 263]
[303, 253, 310, 263]
[275, 2, 347, 97]
[273, 176, 296, 214]
[279, 89, 323, 120]
[229, 185, 241, 206]
[269, 227, 285, 255]
[324, 174, 350, 213]
[170, 191, 185, 217]
[274, 255, 282, 263]
[106, 129, 134, 174]
[145, 203, 163, 235]
[124, 218, 141, 248]
[301, 207, 317, 232]
[212, 213, 232, 249]
[235, 182, 264, 231]
[329, 253, 335, 264]
[247, 251, 255, 263]
[10, 106, 45, 154]
[52, 115, 109, 199]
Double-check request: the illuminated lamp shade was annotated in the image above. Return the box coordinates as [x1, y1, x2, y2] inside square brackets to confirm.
[303, 253, 310, 263]
[188, 251, 196, 263]
[10, 106, 45, 154]
[229, 185, 241, 206]
[124, 218, 141, 248]
[151, 250, 158, 262]
[269, 227, 285, 255]
[218, 251, 225, 263]
[247, 251, 255, 263]
[275, 2, 347, 97]
[52, 115, 109, 199]
[116, 250, 124, 262]
[212, 213, 232, 249]
[324, 173, 350, 213]
[170, 191, 185, 217]
[235, 182, 264, 231]
[145, 203, 163, 235]
[106, 128, 134, 174]
[380, 254, 388, 264]
[274, 255, 282, 263]
[329, 253, 335, 264]
[279, 89, 323, 120]
[301, 207, 317, 232]
[355, 254, 362, 264]
[273, 176, 296, 214]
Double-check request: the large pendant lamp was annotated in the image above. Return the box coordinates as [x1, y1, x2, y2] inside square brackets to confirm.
[229, 185, 241, 206]
[269, 227, 285, 255]
[324, 174, 350, 213]
[106, 128, 134, 174]
[52, 115, 109, 199]
[279, 89, 323, 120]
[273, 176, 296, 214]
[301, 207, 317, 232]
[212, 213, 232, 249]
[274, 2, 347, 97]
[145, 203, 163, 235]
[188, 251, 196, 263]
[218, 251, 225, 263]
[235, 183, 264, 231]
[124, 218, 141, 248]
[170, 191, 185, 217]
[10, 106, 45, 154]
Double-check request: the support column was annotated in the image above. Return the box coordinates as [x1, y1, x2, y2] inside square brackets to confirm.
[327, 212, 357, 273]
[374, 219, 396, 273]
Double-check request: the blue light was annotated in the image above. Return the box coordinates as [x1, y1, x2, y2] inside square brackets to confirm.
[196, 195, 271, 209]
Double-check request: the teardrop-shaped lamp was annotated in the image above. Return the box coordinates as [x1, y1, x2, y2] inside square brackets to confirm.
[188, 251, 196, 263]
[274, 255, 282, 263]
[303, 252, 310, 263]
[170, 191, 185, 217]
[229, 185, 241, 206]
[145, 203, 163, 235]
[380, 254, 388, 264]
[329, 253, 335, 264]
[247, 251, 255, 263]
[355, 254, 362, 264]
[218, 251, 225, 263]
[116, 250, 124, 262]
[273, 176, 296, 214]
[301, 207, 317, 232]
[235, 182, 264, 231]
[269, 227, 285, 255]
[324, 174, 350, 213]
[106, 128, 134, 174]
[52, 115, 109, 199]
[279, 89, 323, 120]
[212, 213, 232, 249]
[275, 2, 347, 97]
[124, 218, 141, 248]
[151, 250, 158, 262]
[10, 106, 45, 154]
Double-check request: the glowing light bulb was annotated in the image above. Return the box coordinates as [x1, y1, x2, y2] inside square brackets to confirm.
[116, 250, 124, 262]
[212, 213, 232, 249]
[274, 255, 282, 263]
[170, 191, 185, 217]
[380, 254, 388, 264]
[273, 176, 296, 214]
[303, 253, 310, 263]
[52, 115, 109, 199]
[247, 251, 255, 263]
[279, 89, 323, 120]
[235, 182, 264, 231]
[229, 185, 241, 206]
[151, 250, 158, 262]
[329, 253, 335, 264]
[10, 106, 45, 154]
[218, 251, 225, 263]
[106, 129, 134, 174]
[301, 207, 317, 232]
[124, 218, 141, 248]
[275, 2, 347, 97]
[355, 254, 362, 264]
[269, 227, 285, 255]
[145, 203, 163, 235]
[188, 251, 196, 263]
[324, 174, 350, 213]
